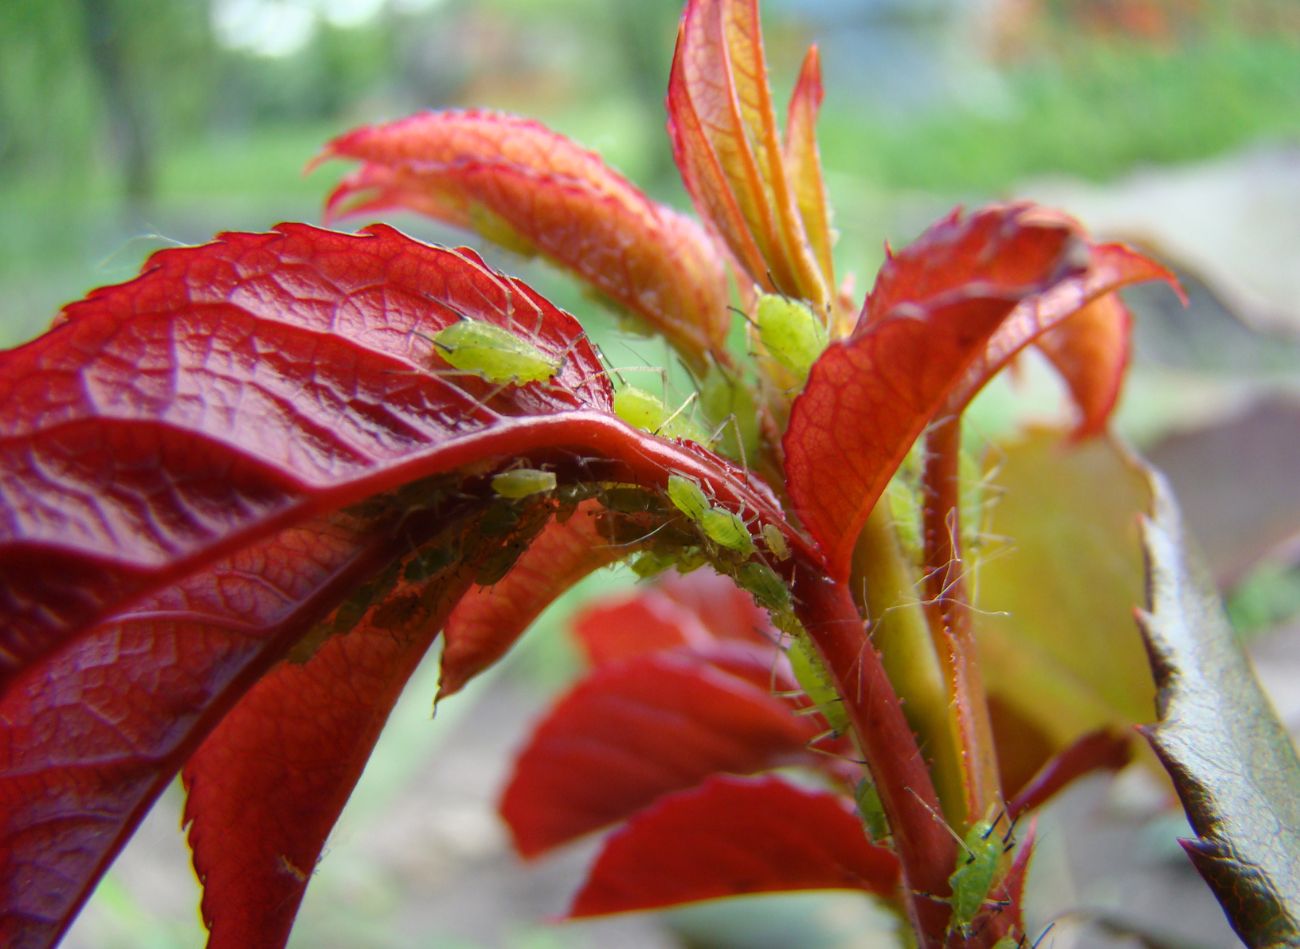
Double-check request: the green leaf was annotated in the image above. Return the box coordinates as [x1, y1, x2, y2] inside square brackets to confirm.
[1138, 469, 1300, 948]
[973, 431, 1156, 754]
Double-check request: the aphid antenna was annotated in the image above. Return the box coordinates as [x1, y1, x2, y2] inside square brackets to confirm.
[804, 734, 868, 767]
[706, 412, 753, 475]
[592, 517, 674, 551]
[1023, 921, 1056, 948]
[904, 785, 969, 852]
[728, 304, 758, 330]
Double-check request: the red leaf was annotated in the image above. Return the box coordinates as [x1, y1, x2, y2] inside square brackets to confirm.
[567, 774, 898, 916]
[317, 110, 730, 368]
[1007, 728, 1133, 818]
[499, 649, 831, 858]
[947, 241, 1177, 428]
[668, 0, 829, 303]
[182, 549, 479, 949]
[573, 566, 774, 667]
[0, 513, 408, 947]
[0, 224, 789, 945]
[439, 499, 639, 699]
[0, 223, 612, 678]
[784, 205, 1083, 578]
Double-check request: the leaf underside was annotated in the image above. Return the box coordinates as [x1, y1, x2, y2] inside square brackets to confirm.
[0, 223, 781, 948]
[1137, 469, 1300, 947]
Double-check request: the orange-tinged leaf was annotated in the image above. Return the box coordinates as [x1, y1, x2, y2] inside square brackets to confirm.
[669, 0, 827, 303]
[667, 52, 771, 287]
[785, 205, 1082, 578]
[318, 110, 730, 367]
[784, 45, 834, 289]
[1035, 292, 1132, 439]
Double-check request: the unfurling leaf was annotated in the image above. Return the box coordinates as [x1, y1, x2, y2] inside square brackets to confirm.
[668, 0, 830, 304]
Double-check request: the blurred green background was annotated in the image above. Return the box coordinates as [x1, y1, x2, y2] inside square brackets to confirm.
[4, 0, 1298, 946]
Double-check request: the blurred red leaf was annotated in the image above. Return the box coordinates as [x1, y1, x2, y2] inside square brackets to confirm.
[784, 205, 1082, 577]
[668, 0, 828, 302]
[1034, 292, 1132, 438]
[567, 774, 898, 916]
[499, 648, 838, 857]
[317, 110, 730, 368]
[1007, 728, 1133, 818]
[573, 567, 773, 666]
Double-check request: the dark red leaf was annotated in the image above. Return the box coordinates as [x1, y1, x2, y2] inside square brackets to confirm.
[784, 205, 1083, 578]
[0, 223, 611, 679]
[317, 110, 730, 368]
[182, 545, 481, 949]
[499, 648, 833, 858]
[439, 499, 642, 698]
[567, 774, 898, 917]
[573, 566, 774, 667]
[0, 512, 412, 947]
[0, 223, 787, 946]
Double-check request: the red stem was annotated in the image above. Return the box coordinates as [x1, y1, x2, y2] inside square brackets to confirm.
[791, 564, 957, 947]
[920, 415, 1001, 824]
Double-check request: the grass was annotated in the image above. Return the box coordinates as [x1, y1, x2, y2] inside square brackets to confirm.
[821, 35, 1300, 194]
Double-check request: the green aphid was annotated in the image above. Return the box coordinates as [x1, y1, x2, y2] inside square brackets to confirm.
[788, 634, 850, 735]
[756, 293, 828, 382]
[761, 523, 791, 560]
[667, 473, 710, 522]
[700, 507, 756, 556]
[734, 560, 790, 614]
[948, 812, 1005, 937]
[432, 319, 560, 385]
[491, 468, 557, 499]
[854, 778, 889, 842]
[614, 386, 708, 443]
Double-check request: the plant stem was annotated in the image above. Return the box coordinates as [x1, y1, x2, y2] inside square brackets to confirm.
[854, 503, 967, 825]
[792, 563, 957, 947]
[920, 415, 1001, 825]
